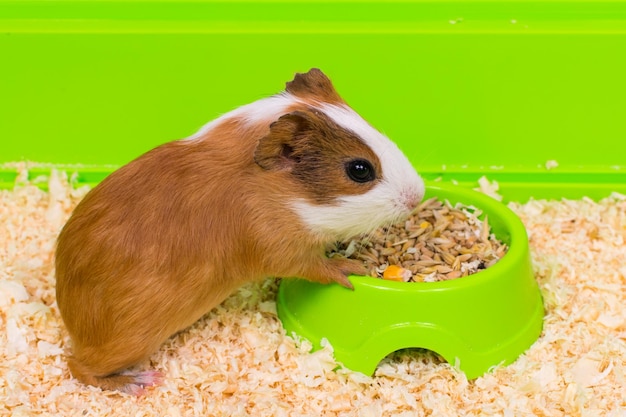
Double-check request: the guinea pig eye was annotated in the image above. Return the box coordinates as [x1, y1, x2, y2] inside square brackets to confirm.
[345, 159, 376, 183]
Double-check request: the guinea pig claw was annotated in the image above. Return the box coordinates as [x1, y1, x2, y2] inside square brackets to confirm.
[327, 258, 362, 290]
[335, 275, 355, 290]
[121, 370, 164, 396]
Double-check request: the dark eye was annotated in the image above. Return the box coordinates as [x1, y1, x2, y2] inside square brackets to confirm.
[346, 159, 376, 183]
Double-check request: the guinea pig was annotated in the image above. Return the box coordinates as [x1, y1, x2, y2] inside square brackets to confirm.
[55, 68, 425, 395]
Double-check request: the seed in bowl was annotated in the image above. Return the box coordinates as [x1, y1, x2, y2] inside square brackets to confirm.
[330, 197, 509, 282]
[382, 265, 412, 282]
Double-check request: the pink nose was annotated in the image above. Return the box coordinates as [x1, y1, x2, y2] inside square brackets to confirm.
[404, 192, 422, 211]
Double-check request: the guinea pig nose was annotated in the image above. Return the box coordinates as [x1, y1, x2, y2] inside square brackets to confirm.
[408, 197, 421, 210]
[403, 191, 422, 211]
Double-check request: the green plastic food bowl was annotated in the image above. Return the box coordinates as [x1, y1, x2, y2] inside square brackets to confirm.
[277, 181, 544, 379]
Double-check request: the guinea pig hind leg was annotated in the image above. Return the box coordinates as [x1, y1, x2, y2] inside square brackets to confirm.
[68, 355, 163, 396]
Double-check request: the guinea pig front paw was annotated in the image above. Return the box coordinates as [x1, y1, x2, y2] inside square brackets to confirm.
[324, 258, 368, 290]
[331, 257, 368, 278]
[298, 257, 367, 290]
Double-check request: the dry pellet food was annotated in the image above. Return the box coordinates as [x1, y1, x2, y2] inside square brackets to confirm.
[331, 197, 509, 282]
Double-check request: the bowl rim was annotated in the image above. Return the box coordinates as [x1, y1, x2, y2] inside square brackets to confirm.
[343, 180, 529, 292]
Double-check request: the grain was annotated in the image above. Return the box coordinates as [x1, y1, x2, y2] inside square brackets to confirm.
[330, 197, 509, 282]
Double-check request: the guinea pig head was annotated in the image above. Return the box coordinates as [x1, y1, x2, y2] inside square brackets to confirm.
[254, 69, 424, 241]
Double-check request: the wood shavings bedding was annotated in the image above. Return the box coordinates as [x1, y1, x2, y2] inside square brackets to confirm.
[1, 167, 625, 417]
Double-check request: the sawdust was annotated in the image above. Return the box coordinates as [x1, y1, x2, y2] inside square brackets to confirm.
[1, 168, 625, 416]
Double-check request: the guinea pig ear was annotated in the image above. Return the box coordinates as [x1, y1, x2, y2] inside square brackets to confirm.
[285, 68, 345, 104]
[254, 111, 311, 171]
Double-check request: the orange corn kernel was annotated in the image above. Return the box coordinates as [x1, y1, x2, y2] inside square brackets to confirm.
[382, 265, 412, 282]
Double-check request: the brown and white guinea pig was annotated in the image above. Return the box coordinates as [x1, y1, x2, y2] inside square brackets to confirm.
[55, 68, 424, 395]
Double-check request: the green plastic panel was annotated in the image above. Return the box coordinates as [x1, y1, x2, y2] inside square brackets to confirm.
[1, 1, 625, 201]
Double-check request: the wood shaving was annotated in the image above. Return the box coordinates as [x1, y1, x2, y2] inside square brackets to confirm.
[545, 160, 559, 170]
[1, 168, 625, 416]
[474, 175, 504, 202]
[330, 197, 508, 282]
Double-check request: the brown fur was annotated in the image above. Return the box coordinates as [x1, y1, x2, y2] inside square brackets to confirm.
[254, 109, 381, 204]
[55, 69, 377, 394]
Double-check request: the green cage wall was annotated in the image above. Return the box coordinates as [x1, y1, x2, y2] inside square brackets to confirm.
[1, 0, 625, 201]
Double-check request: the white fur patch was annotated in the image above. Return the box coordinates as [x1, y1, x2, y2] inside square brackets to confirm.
[292, 103, 425, 240]
[291, 184, 419, 242]
[184, 93, 302, 141]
